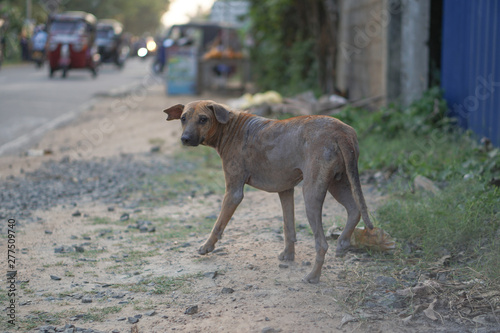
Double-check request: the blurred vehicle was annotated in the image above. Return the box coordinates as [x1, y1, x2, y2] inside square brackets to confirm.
[133, 35, 156, 60]
[153, 22, 241, 74]
[96, 19, 127, 68]
[31, 24, 48, 68]
[47, 11, 99, 78]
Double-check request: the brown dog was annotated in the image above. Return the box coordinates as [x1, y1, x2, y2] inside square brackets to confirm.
[163, 100, 373, 283]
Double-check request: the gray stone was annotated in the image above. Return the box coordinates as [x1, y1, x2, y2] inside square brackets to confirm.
[262, 327, 282, 333]
[375, 275, 398, 287]
[221, 287, 234, 294]
[185, 305, 198, 315]
[73, 246, 85, 253]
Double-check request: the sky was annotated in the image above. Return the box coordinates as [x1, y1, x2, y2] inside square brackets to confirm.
[161, 0, 216, 27]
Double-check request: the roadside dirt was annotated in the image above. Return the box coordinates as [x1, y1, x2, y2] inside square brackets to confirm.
[1, 84, 493, 333]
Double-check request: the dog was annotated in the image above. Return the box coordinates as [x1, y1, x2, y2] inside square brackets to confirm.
[163, 100, 373, 283]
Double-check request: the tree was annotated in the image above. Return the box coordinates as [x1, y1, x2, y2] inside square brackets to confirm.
[61, 0, 169, 35]
[1, 0, 170, 35]
[248, 0, 339, 96]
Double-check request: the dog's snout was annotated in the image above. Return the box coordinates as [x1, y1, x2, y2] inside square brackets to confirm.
[181, 135, 191, 145]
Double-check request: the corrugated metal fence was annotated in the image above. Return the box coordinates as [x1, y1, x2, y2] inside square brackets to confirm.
[441, 0, 500, 146]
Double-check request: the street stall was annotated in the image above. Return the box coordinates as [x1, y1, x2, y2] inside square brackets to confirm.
[160, 22, 247, 95]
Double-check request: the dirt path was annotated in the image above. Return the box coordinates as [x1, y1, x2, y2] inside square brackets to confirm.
[1, 84, 476, 333]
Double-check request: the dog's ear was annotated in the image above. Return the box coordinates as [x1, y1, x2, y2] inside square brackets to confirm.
[163, 104, 184, 121]
[207, 103, 230, 124]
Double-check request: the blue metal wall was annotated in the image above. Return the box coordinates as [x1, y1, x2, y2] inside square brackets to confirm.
[441, 0, 500, 146]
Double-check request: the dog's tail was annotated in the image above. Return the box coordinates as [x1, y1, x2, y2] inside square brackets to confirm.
[338, 136, 374, 230]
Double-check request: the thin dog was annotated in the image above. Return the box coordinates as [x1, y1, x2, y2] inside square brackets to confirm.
[163, 100, 373, 283]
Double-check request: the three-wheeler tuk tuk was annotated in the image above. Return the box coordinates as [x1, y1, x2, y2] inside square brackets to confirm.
[47, 11, 99, 78]
[96, 19, 126, 68]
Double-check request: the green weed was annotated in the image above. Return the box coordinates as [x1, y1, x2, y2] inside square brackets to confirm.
[377, 180, 499, 260]
[336, 87, 499, 182]
[339, 87, 500, 282]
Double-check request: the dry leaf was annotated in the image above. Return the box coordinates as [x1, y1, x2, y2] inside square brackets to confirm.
[423, 299, 439, 321]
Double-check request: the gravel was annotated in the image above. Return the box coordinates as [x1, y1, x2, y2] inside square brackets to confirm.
[0, 153, 197, 229]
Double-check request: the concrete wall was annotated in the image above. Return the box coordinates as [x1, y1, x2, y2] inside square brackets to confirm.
[335, 0, 431, 106]
[336, 0, 388, 106]
[400, 0, 430, 106]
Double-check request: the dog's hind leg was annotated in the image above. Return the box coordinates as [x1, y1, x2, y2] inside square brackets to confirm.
[278, 188, 296, 261]
[302, 177, 329, 284]
[328, 177, 361, 256]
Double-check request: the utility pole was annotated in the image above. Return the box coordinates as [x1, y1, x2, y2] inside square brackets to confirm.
[26, 0, 32, 21]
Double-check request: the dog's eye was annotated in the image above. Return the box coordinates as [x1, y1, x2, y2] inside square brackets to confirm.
[199, 116, 208, 124]
[180, 116, 186, 122]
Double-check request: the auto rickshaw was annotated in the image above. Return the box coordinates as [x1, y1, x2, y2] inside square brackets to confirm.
[96, 19, 126, 68]
[47, 11, 99, 78]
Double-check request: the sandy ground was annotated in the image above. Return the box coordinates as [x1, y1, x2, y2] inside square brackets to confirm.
[1, 84, 472, 333]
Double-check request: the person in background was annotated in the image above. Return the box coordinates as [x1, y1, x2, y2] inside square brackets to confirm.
[31, 24, 47, 67]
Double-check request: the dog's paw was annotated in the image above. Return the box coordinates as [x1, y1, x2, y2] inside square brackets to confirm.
[198, 243, 215, 255]
[302, 272, 320, 284]
[278, 251, 295, 261]
[335, 239, 352, 257]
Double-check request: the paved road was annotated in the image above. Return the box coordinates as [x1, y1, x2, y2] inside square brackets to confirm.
[0, 57, 162, 156]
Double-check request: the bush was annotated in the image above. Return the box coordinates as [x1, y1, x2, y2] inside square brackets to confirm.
[336, 87, 500, 183]
[337, 87, 500, 281]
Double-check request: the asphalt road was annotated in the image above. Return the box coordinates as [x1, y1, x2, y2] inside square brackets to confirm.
[0, 57, 163, 156]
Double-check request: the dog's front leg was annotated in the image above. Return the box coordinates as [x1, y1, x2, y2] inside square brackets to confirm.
[199, 186, 244, 255]
[278, 188, 296, 261]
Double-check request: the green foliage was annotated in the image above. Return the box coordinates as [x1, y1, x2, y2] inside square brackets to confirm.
[336, 87, 500, 182]
[248, 0, 321, 96]
[1, 0, 168, 36]
[377, 180, 499, 258]
[338, 87, 500, 281]
[62, 0, 168, 34]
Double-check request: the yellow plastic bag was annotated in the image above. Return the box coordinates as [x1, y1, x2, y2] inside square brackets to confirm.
[350, 227, 396, 252]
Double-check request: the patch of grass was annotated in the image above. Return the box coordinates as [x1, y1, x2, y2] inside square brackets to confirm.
[64, 271, 75, 277]
[377, 179, 500, 279]
[19, 305, 122, 328]
[138, 146, 225, 207]
[20, 310, 63, 330]
[337, 88, 500, 279]
[91, 217, 113, 225]
[151, 273, 203, 294]
[62, 248, 108, 259]
[80, 306, 122, 322]
[118, 273, 203, 294]
[155, 216, 216, 242]
[336, 87, 500, 283]
[336, 87, 499, 182]
[133, 299, 156, 311]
